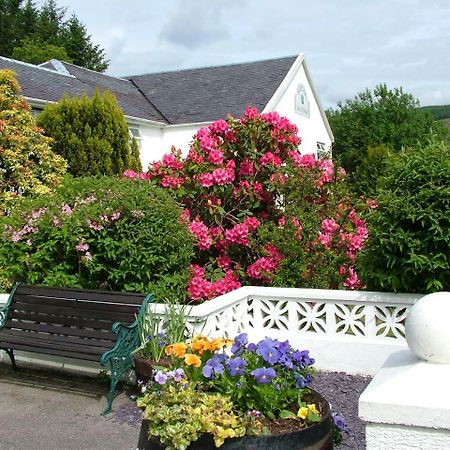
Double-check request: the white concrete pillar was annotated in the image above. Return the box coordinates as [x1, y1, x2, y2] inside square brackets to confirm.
[359, 292, 450, 450]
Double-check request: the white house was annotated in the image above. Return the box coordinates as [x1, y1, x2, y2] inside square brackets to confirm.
[0, 55, 333, 170]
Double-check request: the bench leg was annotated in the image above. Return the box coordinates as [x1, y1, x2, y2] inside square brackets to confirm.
[101, 359, 123, 416]
[5, 349, 17, 371]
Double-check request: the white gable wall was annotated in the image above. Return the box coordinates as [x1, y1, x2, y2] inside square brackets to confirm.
[263, 59, 332, 157]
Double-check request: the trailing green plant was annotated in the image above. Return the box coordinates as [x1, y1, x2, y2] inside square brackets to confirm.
[357, 138, 450, 293]
[36, 90, 137, 177]
[0, 176, 194, 301]
[0, 69, 67, 215]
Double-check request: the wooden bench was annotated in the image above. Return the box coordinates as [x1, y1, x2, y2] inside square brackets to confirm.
[0, 283, 154, 415]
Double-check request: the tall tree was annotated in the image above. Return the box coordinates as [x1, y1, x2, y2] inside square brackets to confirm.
[60, 14, 108, 72]
[36, 0, 66, 45]
[0, 0, 24, 56]
[17, 0, 38, 41]
[327, 84, 448, 193]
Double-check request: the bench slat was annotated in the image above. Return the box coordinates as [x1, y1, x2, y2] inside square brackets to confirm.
[7, 311, 116, 332]
[5, 320, 117, 341]
[16, 285, 147, 304]
[10, 299, 139, 320]
[0, 329, 113, 352]
[0, 341, 103, 361]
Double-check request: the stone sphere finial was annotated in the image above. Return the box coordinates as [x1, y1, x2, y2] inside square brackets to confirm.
[405, 291, 450, 364]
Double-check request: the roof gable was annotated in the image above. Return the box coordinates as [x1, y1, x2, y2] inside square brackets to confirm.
[127, 56, 297, 125]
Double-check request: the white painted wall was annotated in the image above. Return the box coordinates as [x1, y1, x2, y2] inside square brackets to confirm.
[266, 63, 332, 156]
[162, 123, 205, 158]
[136, 125, 164, 170]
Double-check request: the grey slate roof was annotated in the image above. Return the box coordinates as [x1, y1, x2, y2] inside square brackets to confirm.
[0, 56, 297, 125]
[0, 57, 166, 123]
[126, 56, 297, 125]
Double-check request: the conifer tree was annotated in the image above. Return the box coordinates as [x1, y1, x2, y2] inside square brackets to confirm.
[36, 90, 138, 177]
[0, 69, 67, 214]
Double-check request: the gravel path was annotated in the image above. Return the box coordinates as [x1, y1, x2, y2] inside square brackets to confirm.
[311, 371, 372, 450]
[114, 370, 372, 449]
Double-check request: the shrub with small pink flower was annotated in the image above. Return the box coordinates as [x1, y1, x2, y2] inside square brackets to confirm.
[124, 107, 369, 300]
[0, 177, 193, 301]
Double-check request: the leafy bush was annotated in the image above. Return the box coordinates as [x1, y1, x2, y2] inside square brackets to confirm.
[37, 90, 139, 177]
[357, 138, 450, 293]
[327, 84, 448, 192]
[263, 161, 369, 290]
[0, 69, 67, 214]
[125, 108, 368, 300]
[0, 177, 194, 301]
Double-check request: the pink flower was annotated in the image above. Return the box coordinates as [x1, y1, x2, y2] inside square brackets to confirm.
[239, 159, 255, 177]
[110, 211, 121, 221]
[343, 267, 361, 289]
[123, 169, 138, 179]
[217, 255, 231, 269]
[179, 209, 191, 225]
[87, 219, 104, 231]
[318, 232, 332, 248]
[288, 152, 317, 168]
[162, 151, 184, 171]
[83, 251, 93, 262]
[243, 217, 260, 232]
[208, 149, 224, 165]
[209, 119, 229, 134]
[244, 106, 259, 119]
[212, 270, 241, 296]
[278, 217, 286, 228]
[225, 223, 249, 246]
[76, 241, 89, 252]
[189, 220, 212, 250]
[52, 216, 61, 228]
[61, 204, 73, 216]
[212, 168, 234, 185]
[197, 172, 214, 188]
[187, 147, 205, 164]
[321, 218, 339, 234]
[259, 152, 282, 167]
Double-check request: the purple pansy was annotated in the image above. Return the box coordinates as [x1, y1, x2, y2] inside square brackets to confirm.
[202, 356, 224, 379]
[227, 357, 247, 376]
[256, 338, 280, 364]
[251, 367, 276, 384]
[154, 371, 168, 385]
[333, 414, 346, 431]
[231, 333, 248, 355]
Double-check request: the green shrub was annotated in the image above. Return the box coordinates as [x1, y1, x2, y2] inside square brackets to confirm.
[357, 138, 450, 293]
[36, 90, 137, 177]
[0, 177, 194, 301]
[0, 69, 67, 214]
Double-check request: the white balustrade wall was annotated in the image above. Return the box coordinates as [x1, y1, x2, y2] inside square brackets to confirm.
[149, 286, 422, 376]
[1, 287, 421, 374]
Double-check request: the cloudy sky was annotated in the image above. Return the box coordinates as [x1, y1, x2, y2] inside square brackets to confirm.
[52, 0, 450, 109]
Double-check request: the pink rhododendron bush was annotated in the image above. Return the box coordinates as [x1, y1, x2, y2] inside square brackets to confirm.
[124, 108, 370, 301]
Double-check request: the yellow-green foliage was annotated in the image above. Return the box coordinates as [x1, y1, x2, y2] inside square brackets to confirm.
[0, 69, 67, 214]
[37, 90, 137, 176]
[137, 384, 246, 449]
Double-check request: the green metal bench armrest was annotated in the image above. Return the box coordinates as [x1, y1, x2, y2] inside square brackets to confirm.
[0, 283, 20, 330]
[100, 293, 155, 367]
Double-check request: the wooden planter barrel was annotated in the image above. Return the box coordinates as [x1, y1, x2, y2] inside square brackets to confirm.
[136, 389, 333, 450]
